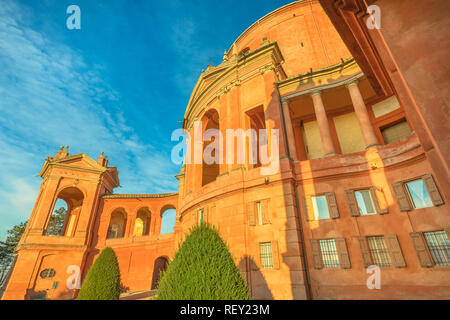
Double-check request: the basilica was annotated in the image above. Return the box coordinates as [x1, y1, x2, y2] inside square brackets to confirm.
[2, 0, 449, 300]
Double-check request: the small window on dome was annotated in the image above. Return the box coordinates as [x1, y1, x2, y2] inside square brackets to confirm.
[239, 47, 250, 57]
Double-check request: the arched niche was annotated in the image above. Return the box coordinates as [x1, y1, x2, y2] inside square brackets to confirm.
[201, 108, 220, 186]
[133, 207, 151, 236]
[107, 208, 127, 239]
[246, 105, 266, 168]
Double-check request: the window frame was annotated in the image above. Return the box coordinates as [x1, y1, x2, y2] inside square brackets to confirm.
[354, 188, 377, 216]
[318, 239, 341, 269]
[379, 117, 413, 145]
[311, 195, 331, 220]
[366, 95, 412, 146]
[367, 235, 393, 268]
[423, 230, 450, 267]
[256, 201, 263, 225]
[259, 242, 274, 269]
[40, 268, 56, 279]
[198, 208, 204, 225]
[404, 179, 434, 210]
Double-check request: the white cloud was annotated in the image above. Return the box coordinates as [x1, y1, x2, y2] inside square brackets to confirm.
[0, 0, 179, 238]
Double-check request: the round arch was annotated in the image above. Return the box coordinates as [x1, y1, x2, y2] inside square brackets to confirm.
[160, 205, 176, 235]
[151, 256, 169, 290]
[201, 108, 220, 186]
[159, 204, 176, 216]
[134, 207, 151, 236]
[55, 184, 87, 201]
[107, 208, 128, 239]
[46, 187, 84, 237]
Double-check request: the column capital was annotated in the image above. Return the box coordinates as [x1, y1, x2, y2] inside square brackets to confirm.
[310, 90, 321, 97]
[281, 98, 289, 106]
[345, 80, 359, 88]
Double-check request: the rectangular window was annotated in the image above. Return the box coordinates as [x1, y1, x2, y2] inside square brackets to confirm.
[260, 242, 273, 269]
[371, 95, 401, 118]
[256, 201, 263, 225]
[380, 119, 412, 145]
[319, 239, 340, 268]
[312, 196, 330, 220]
[423, 231, 450, 266]
[367, 236, 392, 268]
[355, 190, 376, 215]
[406, 179, 433, 209]
[198, 209, 204, 224]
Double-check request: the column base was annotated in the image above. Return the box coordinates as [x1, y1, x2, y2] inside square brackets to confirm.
[324, 151, 339, 157]
[365, 143, 381, 150]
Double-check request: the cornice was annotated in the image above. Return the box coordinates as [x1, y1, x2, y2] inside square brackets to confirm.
[39, 153, 107, 177]
[277, 58, 363, 100]
[227, 1, 308, 54]
[281, 72, 364, 102]
[101, 192, 178, 199]
[183, 41, 286, 130]
[38, 153, 120, 190]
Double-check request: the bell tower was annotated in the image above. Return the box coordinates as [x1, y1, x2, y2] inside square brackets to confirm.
[2, 147, 119, 300]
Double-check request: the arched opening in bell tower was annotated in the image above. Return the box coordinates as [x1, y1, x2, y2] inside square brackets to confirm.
[45, 187, 84, 237]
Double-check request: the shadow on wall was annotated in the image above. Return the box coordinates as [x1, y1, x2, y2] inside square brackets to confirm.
[239, 255, 273, 300]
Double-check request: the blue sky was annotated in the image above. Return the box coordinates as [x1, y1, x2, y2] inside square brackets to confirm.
[0, 0, 291, 239]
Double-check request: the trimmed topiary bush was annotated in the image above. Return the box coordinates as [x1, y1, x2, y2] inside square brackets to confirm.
[157, 224, 250, 300]
[76, 247, 121, 300]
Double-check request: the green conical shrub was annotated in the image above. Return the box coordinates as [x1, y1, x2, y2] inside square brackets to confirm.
[157, 224, 250, 300]
[76, 247, 121, 300]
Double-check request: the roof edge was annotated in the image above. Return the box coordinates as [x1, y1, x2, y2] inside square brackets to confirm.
[226, 1, 306, 53]
[102, 192, 178, 199]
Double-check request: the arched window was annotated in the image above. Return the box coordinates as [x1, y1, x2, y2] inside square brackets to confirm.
[201, 109, 220, 186]
[107, 209, 127, 239]
[45, 187, 83, 237]
[160, 208, 176, 234]
[247, 106, 266, 168]
[134, 208, 151, 236]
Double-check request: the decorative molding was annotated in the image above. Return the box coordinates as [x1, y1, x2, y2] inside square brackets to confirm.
[102, 192, 178, 199]
[281, 72, 364, 103]
[217, 78, 241, 99]
[345, 80, 359, 88]
[184, 41, 286, 129]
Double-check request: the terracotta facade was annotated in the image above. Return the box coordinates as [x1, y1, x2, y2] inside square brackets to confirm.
[2, 0, 449, 300]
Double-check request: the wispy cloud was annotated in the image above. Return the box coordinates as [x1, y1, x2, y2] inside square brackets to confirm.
[0, 0, 179, 238]
[163, 2, 225, 95]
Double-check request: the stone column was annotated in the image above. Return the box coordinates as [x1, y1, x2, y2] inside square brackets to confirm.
[311, 91, 337, 156]
[282, 100, 298, 160]
[346, 81, 380, 148]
